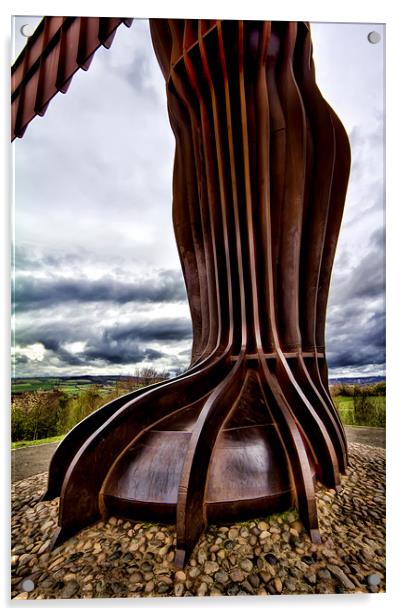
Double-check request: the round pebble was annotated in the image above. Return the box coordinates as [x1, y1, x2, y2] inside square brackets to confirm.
[264, 552, 277, 565]
[157, 582, 170, 594]
[230, 568, 245, 583]
[215, 570, 229, 584]
[273, 577, 283, 593]
[228, 529, 239, 540]
[204, 561, 219, 575]
[366, 573, 381, 587]
[227, 583, 240, 596]
[188, 566, 201, 579]
[61, 580, 80, 599]
[240, 558, 253, 573]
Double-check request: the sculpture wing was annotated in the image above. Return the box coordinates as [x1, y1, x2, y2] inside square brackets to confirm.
[11, 16, 133, 141]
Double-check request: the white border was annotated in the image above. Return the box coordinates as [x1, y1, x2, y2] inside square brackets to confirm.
[2, 1, 401, 614]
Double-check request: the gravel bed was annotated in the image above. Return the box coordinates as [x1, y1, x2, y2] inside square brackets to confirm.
[11, 442, 385, 600]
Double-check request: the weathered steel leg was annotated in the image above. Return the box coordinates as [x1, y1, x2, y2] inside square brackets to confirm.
[45, 19, 350, 566]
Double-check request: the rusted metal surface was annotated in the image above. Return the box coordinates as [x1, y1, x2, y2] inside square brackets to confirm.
[11, 16, 133, 140]
[14, 18, 350, 566]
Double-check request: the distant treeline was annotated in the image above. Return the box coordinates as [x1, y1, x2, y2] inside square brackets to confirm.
[11, 374, 386, 443]
[329, 381, 386, 397]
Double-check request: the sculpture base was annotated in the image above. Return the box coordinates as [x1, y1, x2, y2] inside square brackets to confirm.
[99, 369, 306, 525]
[43, 353, 343, 565]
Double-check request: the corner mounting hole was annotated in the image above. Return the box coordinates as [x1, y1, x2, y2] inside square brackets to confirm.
[21, 578, 35, 592]
[20, 23, 36, 37]
[367, 31, 381, 44]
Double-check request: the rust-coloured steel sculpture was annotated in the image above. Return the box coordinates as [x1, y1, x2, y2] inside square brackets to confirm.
[11, 17, 133, 140]
[12, 18, 351, 567]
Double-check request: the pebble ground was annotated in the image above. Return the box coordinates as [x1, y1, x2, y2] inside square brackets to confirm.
[11, 442, 385, 600]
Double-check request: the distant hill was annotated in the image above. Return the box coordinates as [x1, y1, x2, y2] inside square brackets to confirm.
[328, 375, 385, 385]
[12, 373, 386, 394]
[11, 374, 165, 395]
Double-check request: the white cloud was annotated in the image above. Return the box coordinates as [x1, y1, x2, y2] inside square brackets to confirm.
[14, 342, 46, 361]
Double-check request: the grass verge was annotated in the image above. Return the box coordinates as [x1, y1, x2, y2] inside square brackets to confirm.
[11, 435, 65, 450]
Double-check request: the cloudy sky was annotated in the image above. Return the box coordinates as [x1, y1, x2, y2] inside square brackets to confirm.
[11, 17, 385, 379]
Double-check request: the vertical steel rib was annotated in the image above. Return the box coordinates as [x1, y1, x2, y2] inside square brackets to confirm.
[252, 22, 321, 534]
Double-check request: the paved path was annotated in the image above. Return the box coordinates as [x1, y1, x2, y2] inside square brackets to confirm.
[11, 427, 385, 483]
[11, 442, 59, 483]
[344, 426, 385, 449]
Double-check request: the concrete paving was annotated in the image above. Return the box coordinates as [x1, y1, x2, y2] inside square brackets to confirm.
[344, 425, 385, 449]
[11, 442, 58, 483]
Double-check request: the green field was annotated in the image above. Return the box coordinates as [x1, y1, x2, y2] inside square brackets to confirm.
[11, 376, 123, 396]
[12, 378, 59, 393]
[332, 395, 385, 427]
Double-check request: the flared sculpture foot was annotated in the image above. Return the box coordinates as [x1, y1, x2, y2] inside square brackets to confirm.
[43, 18, 350, 566]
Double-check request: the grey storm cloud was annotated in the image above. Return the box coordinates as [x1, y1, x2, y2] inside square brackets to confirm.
[12, 341, 166, 369]
[106, 319, 192, 342]
[326, 310, 385, 369]
[12, 353, 29, 365]
[329, 227, 385, 304]
[326, 227, 385, 371]
[346, 255, 384, 303]
[16, 316, 192, 346]
[14, 315, 192, 368]
[80, 341, 166, 366]
[12, 220, 385, 375]
[13, 270, 187, 312]
[13, 245, 88, 272]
